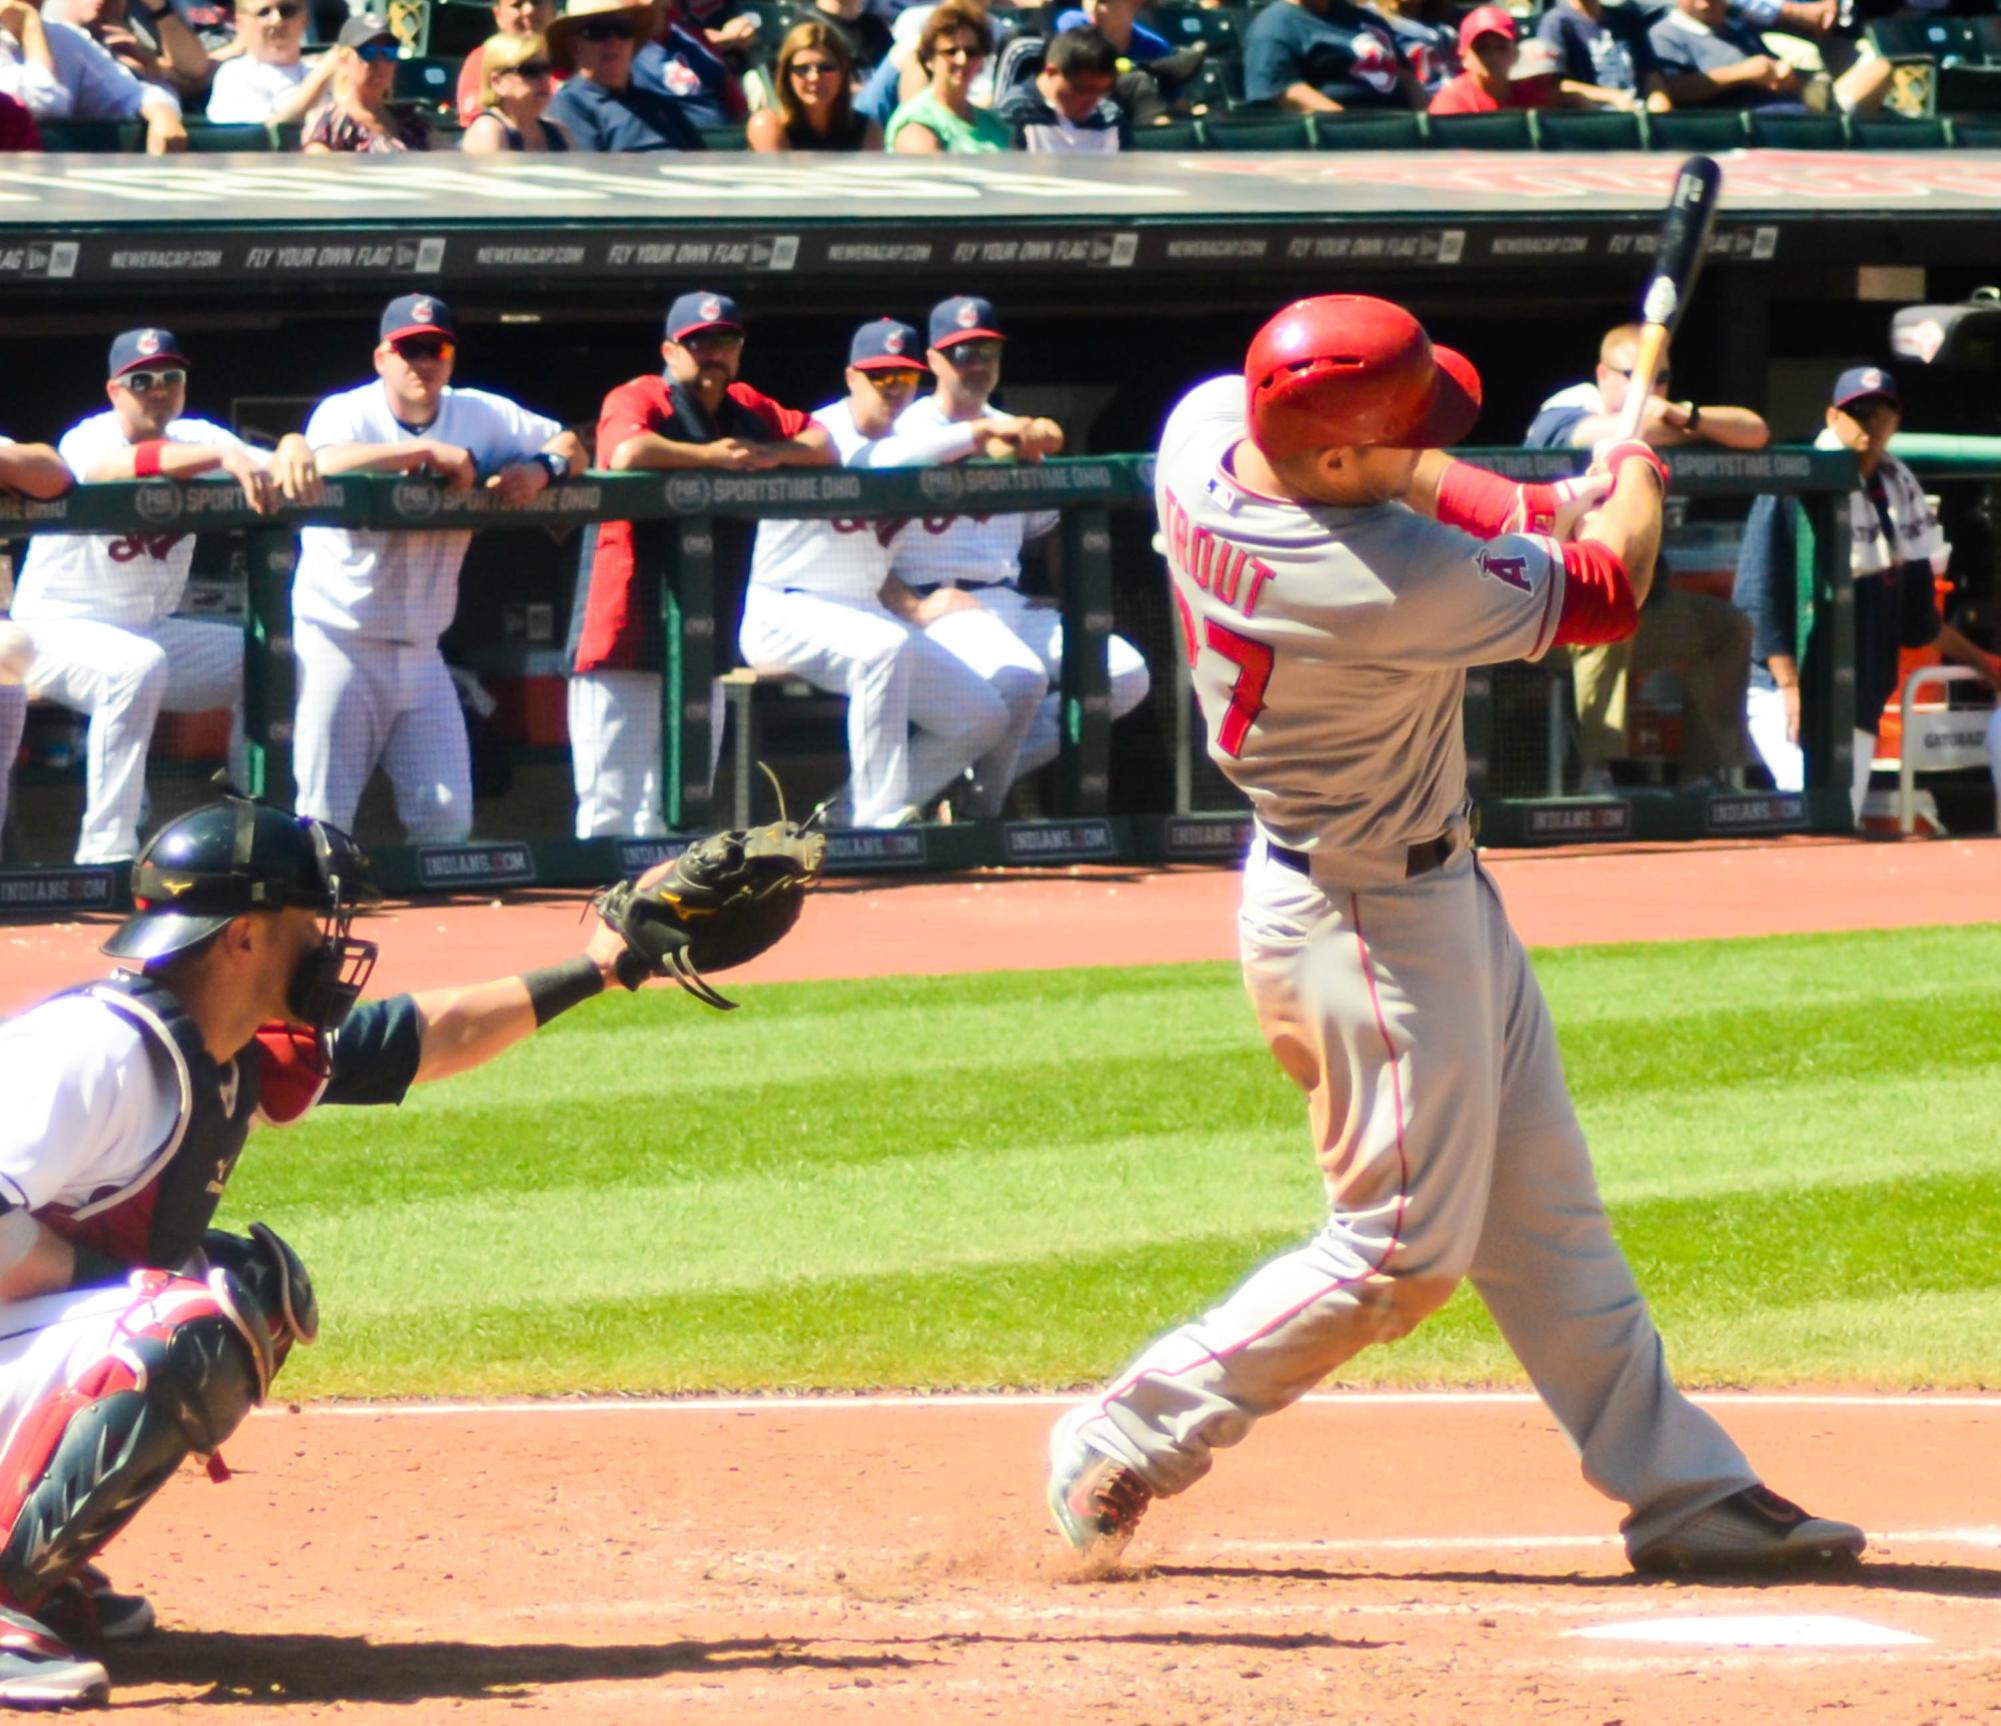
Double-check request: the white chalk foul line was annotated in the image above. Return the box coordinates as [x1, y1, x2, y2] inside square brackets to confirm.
[265, 1389, 2001, 1418]
[1211, 1527, 2001, 1556]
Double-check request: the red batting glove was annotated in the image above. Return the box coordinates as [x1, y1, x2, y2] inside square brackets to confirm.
[1511, 471, 1615, 538]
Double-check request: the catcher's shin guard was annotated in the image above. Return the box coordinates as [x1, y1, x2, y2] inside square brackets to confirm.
[0, 1274, 270, 1610]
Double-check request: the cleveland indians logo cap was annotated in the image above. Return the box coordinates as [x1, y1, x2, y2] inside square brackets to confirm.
[380, 292, 457, 344]
[928, 295, 1004, 350]
[666, 290, 745, 342]
[108, 326, 189, 379]
[1832, 363, 1900, 411]
[850, 318, 928, 373]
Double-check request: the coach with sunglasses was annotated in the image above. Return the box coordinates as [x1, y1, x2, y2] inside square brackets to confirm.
[545, 0, 702, 151]
[9, 329, 319, 864]
[292, 294, 585, 843]
[205, 0, 336, 123]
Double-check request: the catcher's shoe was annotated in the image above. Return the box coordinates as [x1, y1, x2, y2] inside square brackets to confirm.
[1047, 1407, 1152, 1560]
[39, 1567, 154, 1645]
[1630, 1485, 1866, 1577]
[0, 1605, 110, 1708]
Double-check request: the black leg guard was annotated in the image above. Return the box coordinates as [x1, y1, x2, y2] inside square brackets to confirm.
[0, 1314, 263, 1610]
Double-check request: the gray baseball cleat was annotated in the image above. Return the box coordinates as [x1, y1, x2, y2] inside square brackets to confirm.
[39, 1566, 154, 1645]
[1047, 1406, 1153, 1560]
[1630, 1484, 1866, 1577]
[0, 1604, 110, 1708]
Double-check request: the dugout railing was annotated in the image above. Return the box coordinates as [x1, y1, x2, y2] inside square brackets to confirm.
[0, 444, 1906, 905]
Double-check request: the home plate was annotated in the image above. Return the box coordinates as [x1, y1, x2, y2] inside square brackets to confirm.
[1571, 1616, 1929, 1648]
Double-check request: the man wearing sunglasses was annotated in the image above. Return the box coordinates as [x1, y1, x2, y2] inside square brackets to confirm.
[9, 329, 319, 865]
[1526, 321, 1770, 797]
[740, 317, 1048, 829]
[205, 0, 338, 125]
[885, 295, 1152, 817]
[570, 291, 832, 839]
[545, 0, 703, 151]
[0, 785, 694, 1707]
[292, 294, 584, 844]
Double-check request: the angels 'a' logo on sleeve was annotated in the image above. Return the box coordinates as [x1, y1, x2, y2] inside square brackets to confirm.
[1476, 546, 1534, 594]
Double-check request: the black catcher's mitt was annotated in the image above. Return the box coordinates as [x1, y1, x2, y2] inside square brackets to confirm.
[592, 821, 826, 1009]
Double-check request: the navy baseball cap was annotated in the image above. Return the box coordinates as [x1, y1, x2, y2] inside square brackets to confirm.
[849, 319, 927, 372]
[380, 293, 455, 344]
[929, 295, 1004, 350]
[108, 327, 188, 380]
[666, 291, 744, 342]
[1832, 364, 1900, 411]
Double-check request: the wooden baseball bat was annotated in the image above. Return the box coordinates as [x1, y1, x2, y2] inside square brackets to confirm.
[1611, 155, 1725, 443]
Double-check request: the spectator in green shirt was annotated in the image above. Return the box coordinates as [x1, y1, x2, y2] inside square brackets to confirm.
[888, 0, 1010, 151]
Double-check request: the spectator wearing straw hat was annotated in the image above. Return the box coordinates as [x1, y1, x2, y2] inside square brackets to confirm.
[545, 0, 703, 150]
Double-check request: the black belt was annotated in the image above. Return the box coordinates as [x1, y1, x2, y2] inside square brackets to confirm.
[1270, 834, 1454, 880]
[906, 580, 1003, 596]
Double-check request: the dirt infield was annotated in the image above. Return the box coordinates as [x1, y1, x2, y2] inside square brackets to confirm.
[9, 834, 2001, 1722]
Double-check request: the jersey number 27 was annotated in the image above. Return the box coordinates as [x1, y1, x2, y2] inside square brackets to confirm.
[1174, 589, 1272, 759]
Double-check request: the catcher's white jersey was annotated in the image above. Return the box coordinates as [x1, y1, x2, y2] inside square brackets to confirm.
[885, 395, 1059, 589]
[1157, 376, 1568, 856]
[14, 413, 253, 629]
[748, 399, 985, 603]
[294, 382, 560, 645]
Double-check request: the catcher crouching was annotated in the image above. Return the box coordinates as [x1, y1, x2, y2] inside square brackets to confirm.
[0, 790, 821, 1708]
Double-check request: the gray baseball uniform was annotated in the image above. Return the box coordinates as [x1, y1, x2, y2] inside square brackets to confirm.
[1064, 377, 1757, 1556]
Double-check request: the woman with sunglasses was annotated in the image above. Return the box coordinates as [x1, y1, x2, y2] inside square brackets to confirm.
[886, 0, 1008, 152]
[301, 12, 430, 151]
[461, 28, 570, 149]
[746, 19, 878, 150]
[205, 0, 334, 122]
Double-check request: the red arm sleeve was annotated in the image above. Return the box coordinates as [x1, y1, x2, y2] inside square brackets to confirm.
[596, 378, 663, 464]
[1432, 459, 1533, 539]
[1553, 539, 1638, 647]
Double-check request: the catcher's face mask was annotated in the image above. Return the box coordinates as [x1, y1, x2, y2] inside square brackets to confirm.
[286, 818, 380, 1039]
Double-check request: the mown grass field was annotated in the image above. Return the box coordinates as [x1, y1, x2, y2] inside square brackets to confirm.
[223, 923, 2001, 1400]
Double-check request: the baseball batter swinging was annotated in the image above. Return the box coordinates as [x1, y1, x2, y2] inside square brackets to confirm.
[1047, 295, 1864, 1577]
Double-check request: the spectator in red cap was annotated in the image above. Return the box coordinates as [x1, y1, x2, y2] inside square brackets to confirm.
[1428, 5, 1524, 112]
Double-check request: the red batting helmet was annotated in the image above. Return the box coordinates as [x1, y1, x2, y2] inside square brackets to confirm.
[1245, 296, 1482, 459]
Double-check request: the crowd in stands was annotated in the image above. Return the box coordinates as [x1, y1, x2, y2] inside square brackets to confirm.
[1, 0, 1995, 152]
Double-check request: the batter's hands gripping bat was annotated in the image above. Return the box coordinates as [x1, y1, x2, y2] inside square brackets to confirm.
[1611, 155, 1724, 444]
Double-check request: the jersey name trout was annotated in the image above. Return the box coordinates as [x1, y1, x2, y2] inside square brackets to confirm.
[1161, 486, 1275, 620]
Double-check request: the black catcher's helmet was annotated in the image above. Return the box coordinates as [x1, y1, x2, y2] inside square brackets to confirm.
[101, 792, 382, 1035]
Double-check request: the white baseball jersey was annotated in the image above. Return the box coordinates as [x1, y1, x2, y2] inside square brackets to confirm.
[1157, 376, 1567, 855]
[294, 383, 561, 645]
[884, 395, 1059, 589]
[0, 996, 176, 1212]
[748, 399, 985, 603]
[13, 412, 254, 630]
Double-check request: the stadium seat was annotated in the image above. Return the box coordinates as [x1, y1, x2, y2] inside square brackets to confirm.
[1204, 112, 1311, 147]
[392, 54, 457, 110]
[1148, 3, 1248, 52]
[1747, 110, 1845, 149]
[184, 121, 274, 151]
[740, 0, 800, 57]
[1428, 109, 1534, 149]
[1951, 114, 2001, 146]
[1867, 14, 1982, 67]
[427, 0, 495, 58]
[1937, 64, 2001, 114]
[700, 123, 752, 148]
[34, 120, 144, 150]
[1313, 110, 1426, 148]
[1130, 117, 1205, 149]
[1851, 112, 1949, 148]
[1645, 108, 1747, 150]
[1532, 108, 1643, 150]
